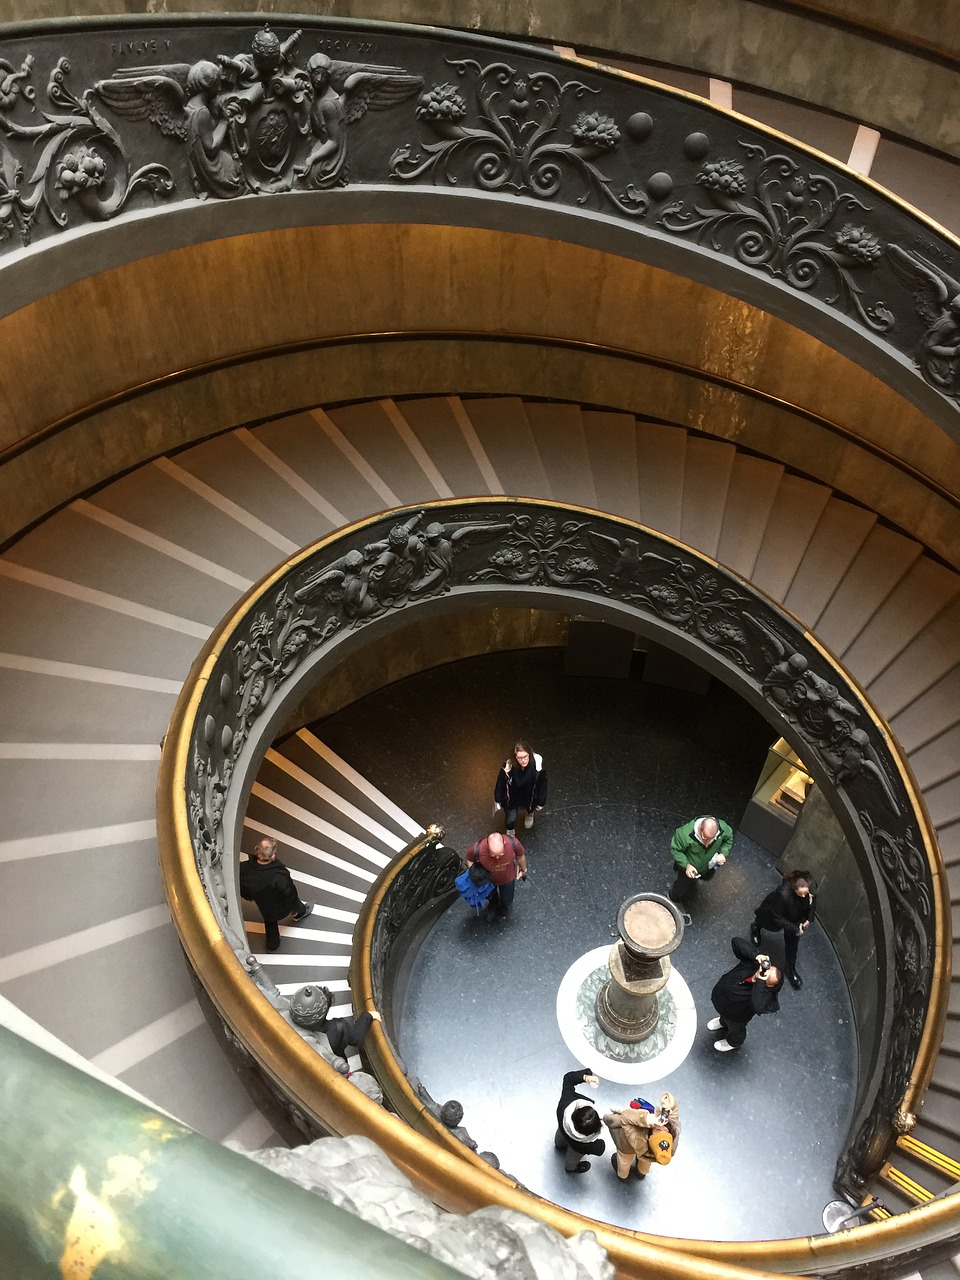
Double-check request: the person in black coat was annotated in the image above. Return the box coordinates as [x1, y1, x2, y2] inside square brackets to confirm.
[708, 937, 783, 1052]
[553, 1068, 605, 1174]
[239, 837, 311, 952]
[751, 870, 817, 990]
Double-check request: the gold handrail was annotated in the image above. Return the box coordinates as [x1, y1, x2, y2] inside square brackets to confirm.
[156, 498, 954, 1278]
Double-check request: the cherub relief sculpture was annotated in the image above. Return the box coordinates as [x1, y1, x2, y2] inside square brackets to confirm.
[296, 52, 423, 189]
[410, 515, 517, 596]
[889, 244, 960, 397]
[96, 25, 422, 197]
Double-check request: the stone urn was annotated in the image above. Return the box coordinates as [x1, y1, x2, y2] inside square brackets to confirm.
[594, 893, 684, 1042]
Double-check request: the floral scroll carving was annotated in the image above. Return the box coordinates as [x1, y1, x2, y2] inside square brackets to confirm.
[659, 142, 894, 333]
[390, 59, 646, 217]
[0, 55, 172, 244]
[178, 502, 938, 1192]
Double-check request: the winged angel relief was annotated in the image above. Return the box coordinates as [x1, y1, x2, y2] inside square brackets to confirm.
[888, 243, 960, 398]
[96, 25, 423, 197]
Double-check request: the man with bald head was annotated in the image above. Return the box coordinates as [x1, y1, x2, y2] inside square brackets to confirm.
[465, 830, 527, 922]
[667, 815, 733, 916]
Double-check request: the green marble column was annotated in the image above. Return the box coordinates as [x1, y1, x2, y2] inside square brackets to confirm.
[0, 1025, 459, 1280]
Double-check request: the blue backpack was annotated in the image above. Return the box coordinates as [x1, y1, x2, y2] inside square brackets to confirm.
[455, 865, 494, 913]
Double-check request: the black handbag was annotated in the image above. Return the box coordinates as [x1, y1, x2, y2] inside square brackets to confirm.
[468, 861, 491, 886]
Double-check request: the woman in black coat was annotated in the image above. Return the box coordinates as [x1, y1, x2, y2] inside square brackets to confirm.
[553, 1068, 605, 1174]
[709, 937, 783, 1051]
[751, 869, 817, 990]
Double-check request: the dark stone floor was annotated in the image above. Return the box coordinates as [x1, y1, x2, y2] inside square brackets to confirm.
[316, 648, 857, 1243]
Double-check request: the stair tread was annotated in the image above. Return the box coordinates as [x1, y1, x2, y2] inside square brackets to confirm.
[927, 775, 960, 828]
[750, 473, 832, 604]
[679, 436, 735, 559]
[636, 421, 685, 537]
[0, 667, 174, 745]
[781, 497, 876, 626]
[175, 432, 332, 552]
[398, 397, 493, 495]
[890, 666, 960, 755]
[324, 401, 437, 506]
[88, 463, 285, 582]
[254, 757, 408, 855]
[581, 410, 641, 523]
[911, 724, 960, 791]
[524, 402, 598, 510]
[865, 596, 960, 720]
[250, 410, 388, 522]
[816, 525, 922, 657]
[462, 397, 552, 498]
[281, 735, 419, 839]
[716, 454, 784, 581]
[3, 506, 242, 626]
[845, 557, 960, 689]
[0, 576, 201, 681]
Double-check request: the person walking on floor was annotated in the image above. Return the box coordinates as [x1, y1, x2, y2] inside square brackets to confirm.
[554, 1068, 605, 1174]
[668, 815, 733, 916]
[604, 1091, 680, 1180]
[465, 831, 527, 920]
[752, 869, 817, 990]
[494, 741, 547, 835]
[239, 837, 311, 952]
[709, 936, 783, 1051]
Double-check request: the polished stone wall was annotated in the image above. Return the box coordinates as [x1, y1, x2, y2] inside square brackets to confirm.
[281, 606, 569, 731]
[780, 785, 878, 1073]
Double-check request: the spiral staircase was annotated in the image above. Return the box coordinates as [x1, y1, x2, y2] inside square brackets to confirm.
[0, 2, 959, 1275]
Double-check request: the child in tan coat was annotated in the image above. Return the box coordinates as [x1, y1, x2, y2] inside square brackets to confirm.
[603, 1091, 680, 1179]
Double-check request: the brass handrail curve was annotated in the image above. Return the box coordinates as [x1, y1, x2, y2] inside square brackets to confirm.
[156, 498, 952, 1277]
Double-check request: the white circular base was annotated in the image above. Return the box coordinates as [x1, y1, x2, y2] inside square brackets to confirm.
[555, 945, 697, 1085]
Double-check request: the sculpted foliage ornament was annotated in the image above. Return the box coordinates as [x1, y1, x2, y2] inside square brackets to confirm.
[584, 536, 751, 664]
[0, 54, 172, 242]
[659, 142, 894, 333]
[469, 514, 604, 588]
[179, 521, 935, 1196]
[390, 59, 646, 217]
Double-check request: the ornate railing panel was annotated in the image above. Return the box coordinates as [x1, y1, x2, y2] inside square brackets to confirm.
[163, 499, 946, 1213]
[0, 18, 958, 428]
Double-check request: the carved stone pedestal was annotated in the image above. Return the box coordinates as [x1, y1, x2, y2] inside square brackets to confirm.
[595, 894, 684, 1043]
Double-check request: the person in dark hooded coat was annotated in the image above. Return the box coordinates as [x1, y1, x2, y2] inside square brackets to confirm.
[708, 937, 783, 1051]
[553, 1068, 605, 1174]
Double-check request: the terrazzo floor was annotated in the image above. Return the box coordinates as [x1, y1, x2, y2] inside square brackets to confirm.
[316, 646, 857, 1243]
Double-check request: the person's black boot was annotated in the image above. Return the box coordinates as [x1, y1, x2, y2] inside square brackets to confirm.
[787, 968, 803, 989]
[750, 920, 761, 946]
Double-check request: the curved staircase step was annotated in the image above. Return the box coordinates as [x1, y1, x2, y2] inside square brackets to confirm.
[716, 453, 785, 581]
[750, 473, 833, 603]
[580, 409, 641, 522]
[462, 397, 552, 498]
[781, 497, 877, 624]
[680, 435, 735, 559]
[525, 402, 598, 510]
[637, 420, 686, 536]
[394, 397, 494, 496]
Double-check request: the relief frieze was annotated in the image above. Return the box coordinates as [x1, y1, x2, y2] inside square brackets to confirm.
[179, 502, 936, 1193]
[0, 16, 956, 413]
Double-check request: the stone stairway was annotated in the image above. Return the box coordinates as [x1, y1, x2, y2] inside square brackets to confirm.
[242, 731, 421, 996]
[0, 393, 956, 1242]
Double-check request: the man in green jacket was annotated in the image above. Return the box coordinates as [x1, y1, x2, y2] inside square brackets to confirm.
[668, 815, 733, 914]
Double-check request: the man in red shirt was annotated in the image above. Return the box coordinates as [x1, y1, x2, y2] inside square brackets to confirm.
[465, 831, 527, 921]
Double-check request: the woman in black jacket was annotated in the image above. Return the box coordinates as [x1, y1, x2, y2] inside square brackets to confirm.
[709, 937, 783, 1051]
[553, 1068, 605, 1174]
[751, 869, 817, 990]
